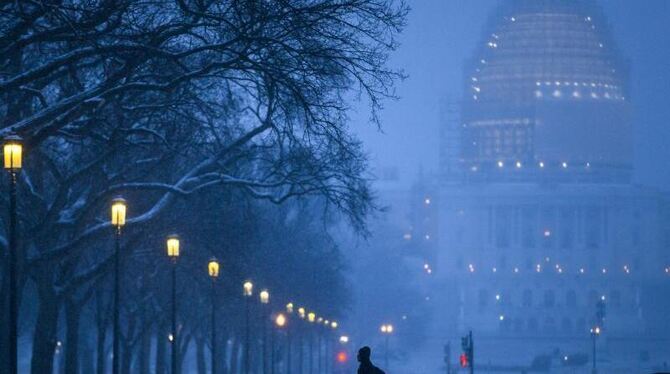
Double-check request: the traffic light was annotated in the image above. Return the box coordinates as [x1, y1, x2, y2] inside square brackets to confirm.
[460, 331, 474, 371]
[336, 351, 348, 364]
[459, 353, 468, 368]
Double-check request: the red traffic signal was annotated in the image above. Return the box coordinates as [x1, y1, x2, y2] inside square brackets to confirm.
[337, 351, 348, 363]
[460, 353, 469, 367]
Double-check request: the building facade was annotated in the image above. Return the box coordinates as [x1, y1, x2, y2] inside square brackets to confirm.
[432, 0, 670, 367]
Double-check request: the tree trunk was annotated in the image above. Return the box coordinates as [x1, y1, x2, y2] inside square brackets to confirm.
[96, 322, 107, 374]
[64, 300, 81, 374]
[156, 324, 167, 374]
[139, 324, 151, 374]
[196, 337, 206, 374]
[230, 339, 239, 374]
[121, 340, 132, 374]
[30, 284, 59, 374]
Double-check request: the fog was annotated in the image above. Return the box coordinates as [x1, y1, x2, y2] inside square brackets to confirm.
[1, 1, 669, 373]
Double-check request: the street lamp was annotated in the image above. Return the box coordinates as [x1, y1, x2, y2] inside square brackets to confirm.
[285, 303, 294, 373]
[3, 134, 22, 374]
[243, 281, 254, 374]
[166, 235, 180, 374]
[110, 197, 126, 374]
[259, 290, 270, 374]
[297, 307, 306, 374]
[273, 313, 287, 374]
[590, 326, 601, 374]
[308, 313, 316, 374]
[208, 258, 220, 374]
[380, 324, 394, 370]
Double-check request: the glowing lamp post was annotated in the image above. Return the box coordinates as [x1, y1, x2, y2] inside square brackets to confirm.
[3, 134, 22, 374]
[272, 313, 287, 374]
[285, 303, 294, 372]
[243, 281, 253, 374]
[259, 290, 270, 374]
[380, 324, 394, 370]
[591, 326, 601, 374]
[308, 313, 316, 374]
[208, 258, 220, 374]
[166, 235, 180, 374]
[110, 197, 126, 374]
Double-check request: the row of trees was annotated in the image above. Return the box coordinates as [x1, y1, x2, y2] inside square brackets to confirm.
[0, 0, 407, 372]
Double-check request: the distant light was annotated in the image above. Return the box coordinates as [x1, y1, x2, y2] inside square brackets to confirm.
[539, 161, 545, 168]
[471, 166, 478, 172]
[545, 257, 550, 262]
[558, 268, 563, 274]
[337, 351, 348, 363]
[562, 162, 568, 168]
[424, 264, 430, 270]
[424, 234, 430, 240]
[495, 294, 501, 301]
[424, 197, 431, 205]
[580, 268, 585, 274]
[403, 233, 412, 240]
[536, 264, 541, 273]
[492, 267, 497, 273]
[515, 161, 522, 168]
[168, 334, 174, 342]
[426, 268, 432, 274]
[514, 267, 519, 273]
[544, 230, 551, 237]
[601, 295, 606, 301]
[339, 336, 349, 344]
[602, 268, 607, 274]
[564, 356, 569, 361]
[468, 264, 475, 273]
[497, 161, 504, 168]
[510, 17, 516, 22]
[586, 162, 591, 168]
[499, 315, 505, 321]
[553, 90, 562, 98]
[402, 315, 407, 320]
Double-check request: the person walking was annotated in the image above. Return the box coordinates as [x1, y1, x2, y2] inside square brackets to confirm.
[357, 346, 385, 374]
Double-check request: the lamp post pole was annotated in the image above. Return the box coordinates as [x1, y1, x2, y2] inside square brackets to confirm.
[212, 280, 216, 374]
[260, 290, 270, 374]
[113, 224, 121, 374]
[591, 326, 600, 374]
[380, 324, 393, 371]
[171, 258, 177, 374]
[8, 165, 17, 374]
[4, 134, 22, 374]
[208, 258, 219, 374]
[166, 235, 180, 374]
[243, 282, 254, 374]
[110, 197, 126, 374]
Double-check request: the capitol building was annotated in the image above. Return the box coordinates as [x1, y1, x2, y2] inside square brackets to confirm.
[398, 0, 670, 368]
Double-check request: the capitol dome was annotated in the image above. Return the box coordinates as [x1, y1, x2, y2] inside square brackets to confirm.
[458, 0, 632, 182]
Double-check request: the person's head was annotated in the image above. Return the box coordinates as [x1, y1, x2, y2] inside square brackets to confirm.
[357, 346, 371, 363]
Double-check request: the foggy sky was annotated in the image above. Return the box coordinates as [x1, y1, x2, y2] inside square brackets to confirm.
[352, 0, 670, 189]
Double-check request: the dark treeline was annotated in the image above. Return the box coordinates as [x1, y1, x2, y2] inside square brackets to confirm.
[0, 0, 407, 372]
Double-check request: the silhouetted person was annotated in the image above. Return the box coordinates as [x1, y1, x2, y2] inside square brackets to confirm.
[357, 346, 385, 374]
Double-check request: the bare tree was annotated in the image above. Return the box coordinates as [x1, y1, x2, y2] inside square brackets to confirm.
[0, 0, 407, 371]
